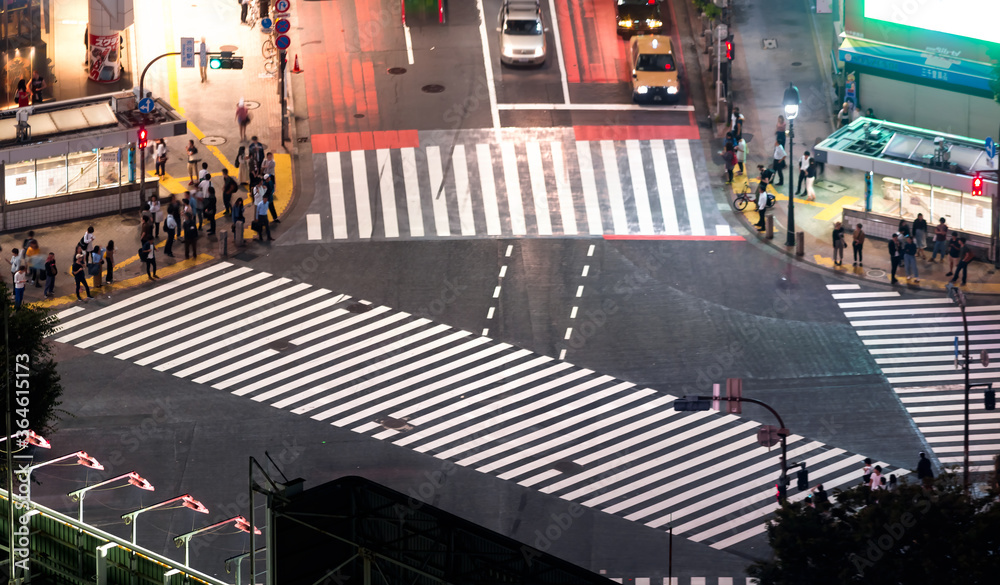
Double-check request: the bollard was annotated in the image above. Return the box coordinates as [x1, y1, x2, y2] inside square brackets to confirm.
[765, 214, 774, 239]
[218, 231, 229, 257]
[796, 231, 805, 256]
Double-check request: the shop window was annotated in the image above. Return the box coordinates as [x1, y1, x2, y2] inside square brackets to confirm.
[4, 159, 36, 203]
[67, 150, 99, 193]
[98, 147, 122, 187]
[34, 154, 68, 198]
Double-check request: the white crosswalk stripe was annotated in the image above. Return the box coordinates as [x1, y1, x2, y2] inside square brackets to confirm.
[51, 266, 903, 552]
[826, 284, 1000, 473]
[314, 137, 725, 239]
[607, 578, 757, 585]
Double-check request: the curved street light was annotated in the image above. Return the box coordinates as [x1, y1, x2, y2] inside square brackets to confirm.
[174, 515, 261, 567]
[122, 494, 209, 544]
[782, 83, 801, 247]
[0, 430, 51, 450]
[20, 451, 103, 503]
[68, 471, 155, 522]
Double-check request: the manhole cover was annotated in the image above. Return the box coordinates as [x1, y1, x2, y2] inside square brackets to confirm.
[234, 251, 258, 262]
[121, 218, 140, 226]
[387, 67, 407, 75]
[353, 113, 365, 119]
[374, 416, 413, 432]
[814, 180, 848, 193]
[245, 100, 262, 110]
[791, 61, 803, 66]
[421, 84, 445, 93]
[202, 136, 227, 146]
[762, 38, 778, 49]
[866, 269, 886, 278]
[551, 461, 584, 474]
[347, 302, 373, 314]
[267, 340, 291, 351]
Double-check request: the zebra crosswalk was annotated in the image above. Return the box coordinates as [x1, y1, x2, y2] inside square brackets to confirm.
[310, 132, 728, 240]
[51, 264, 903, 552]
[827, 283, 1000, 473]
[608, 578, 758, 585]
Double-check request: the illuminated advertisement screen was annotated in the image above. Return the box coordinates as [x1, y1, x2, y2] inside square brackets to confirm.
[844, 0, 999, 63]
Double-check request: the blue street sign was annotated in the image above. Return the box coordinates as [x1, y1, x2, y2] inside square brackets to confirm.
[180, 37, 195, 68]
[275, 18, 291, 34]
[138, 97, 155, 114]
[260, 17, 273, 30]
[275, 34, 291, 50]
[987, 137, 996, 159]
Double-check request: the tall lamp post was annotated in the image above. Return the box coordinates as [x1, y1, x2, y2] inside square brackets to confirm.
[67, 471, 155, 523]
[20, 451, 104, 503]
[174, 516, 260, 568]
[783, 83, 801, 247]
[122, 494, 209, 545]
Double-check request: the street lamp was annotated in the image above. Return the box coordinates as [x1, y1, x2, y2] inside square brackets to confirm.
[0, 430, 51, 450]
[783, 83, 801, 247]
[67, 471, 155, 523]
[174, 516, 261, 567]
[20, 451, 104, 503]
[122, 494, 209, 545]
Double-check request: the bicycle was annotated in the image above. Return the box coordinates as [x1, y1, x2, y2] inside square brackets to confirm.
[733, 180, 753, 211]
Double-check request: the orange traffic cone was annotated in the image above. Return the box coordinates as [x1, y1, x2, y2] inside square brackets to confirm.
[291, 54, 304, 74]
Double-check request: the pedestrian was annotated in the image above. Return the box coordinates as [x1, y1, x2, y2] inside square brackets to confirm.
[946, 232, 961, 276]
[916, 452, 934, 489]
[198, 174, 213, 229]
[913, 213, 927, 258]
[805, 158, 816, 201]
[862, 458, 873, 486]
[189, 187, 203, 231]
[903, 235, 919, 282]
[852, 223, 865, 266]
[13, 265, 27, 310]
[14, 79, 30, 107]
[22, 231, 41, 286]
[154, 139, 168, 177]
[204, 183, 217, 235]
[164, 213, 177, 257]
[730, 107, 744, 140]
[30, 70, 46, 104]
[168, 195, 182, 242]
[43, 253, 56, 298]
[186, 140, 199, 185]
[236, 145, 249, 187]
[232, 196, 246, 246]
[837, 102, 852, 128]
[149, 195, 163, 238]
[264, 174, 279, 222]
[888, 233, 903, 284]
[236, 98, 251, 141]
[771, 141, 786, 186]
[723, 143, 736, 183]
[222, 168, 238, 214]
[240, 0, 250, 24]
[80, 225, 96, 252]
[897, 218, 910, 239]
[9, 248, 22, 286]
[199, 38, 208, 83]
[930, 217, 949, 262]
[811, 484, 829, 510]
[832, 222, 846, 266]
[262, 152, 276, 180]
[139, 215, 153, 243]
[255, 195, 274, 242]
[795, 151, 810, 196]
[138, 239, 157, 280]
[755, 186, 767, 231]
[72, 253, 92, 300]
[198, 161, 210, 182]
[183, 213, 199, 259]
[735, 135, 746, 175]
[868, 465, 884, 491]
[104, 240, 115, 285]
[950, 238, 973, 286]
[887, 474, 897, 491]
[775, 114, 786, 147]
[248, 136, 265, 177]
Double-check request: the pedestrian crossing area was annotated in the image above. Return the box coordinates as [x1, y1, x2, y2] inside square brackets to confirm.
[50, 264, 903, 552]
[607, 578, 757, 585]
[309, 133, 729, 240]
[827, 283, 1000, 473]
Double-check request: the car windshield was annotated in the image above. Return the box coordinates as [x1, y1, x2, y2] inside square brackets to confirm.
[636, 53, 674, 72]
[504, 19, 542, 35]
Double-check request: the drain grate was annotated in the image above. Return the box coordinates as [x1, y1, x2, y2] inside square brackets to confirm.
[346, 302, 373, 314]
[762, 38, 778, 49]
[421, 84, 445, 94]
[202, 136, 227, 146]
[387, 67, 407, 75]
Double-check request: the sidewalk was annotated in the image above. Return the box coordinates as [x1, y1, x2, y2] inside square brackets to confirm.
[1, 0, 296, 308]
[716, 0, 999, 295]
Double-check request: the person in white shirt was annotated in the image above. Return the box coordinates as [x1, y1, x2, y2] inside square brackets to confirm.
[197, 175, 212, 229]
[869, 465, 884, 491]
[735, 137, 746, 175]
[81, 226, 96, 252]
[796, 151, 810, 196]
[13, 265, 27, 310]
[154, 139, 168, 177]
[771, 141, 787, 186]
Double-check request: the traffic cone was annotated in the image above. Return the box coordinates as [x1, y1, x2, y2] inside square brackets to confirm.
[292, 54, 303, 74]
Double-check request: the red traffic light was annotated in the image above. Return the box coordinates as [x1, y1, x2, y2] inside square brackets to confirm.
[137, 126, 148, 149]
[971, 173, 983, 196]
[725, 40, 733, 61]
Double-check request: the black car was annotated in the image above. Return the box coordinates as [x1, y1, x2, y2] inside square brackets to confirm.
[615, 0, 665, 37]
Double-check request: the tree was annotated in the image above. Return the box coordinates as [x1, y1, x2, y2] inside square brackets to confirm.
[0, 282, 64, 441]
[747, 474, 1000, 585]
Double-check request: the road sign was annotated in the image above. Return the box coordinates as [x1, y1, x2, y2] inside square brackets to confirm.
[987, 137, 996, 159]
[757, 425, 780, 448]
[275, 34, 291, 50]
[260, 17, 273, 30]
[275, 0, 291, 13]
[180, 37, 195, 68]
[138, 97, 155, 114]
[275, 18, 291, 34]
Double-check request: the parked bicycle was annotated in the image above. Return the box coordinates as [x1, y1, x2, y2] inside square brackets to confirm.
[733, 181, 753, 211]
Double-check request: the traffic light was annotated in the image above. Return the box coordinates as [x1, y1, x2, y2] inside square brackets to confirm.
[986, 388, 996, 410]
[972, 172, 983, 196]
[725, 38, 733, 61]
[796, 465, 809, 492]
[137, 125, 148, 149]
[210, 51, 244, 70]
[776, 476, 787, 503]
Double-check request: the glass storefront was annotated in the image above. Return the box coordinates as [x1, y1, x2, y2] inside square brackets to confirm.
[871, 175, 992, 236]
[5, 147, 134, 203]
